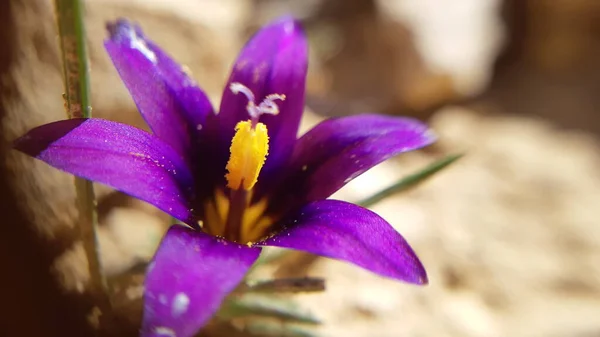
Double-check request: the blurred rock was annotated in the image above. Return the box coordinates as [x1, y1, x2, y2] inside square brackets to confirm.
[102, 207, 167, 273]
[87, 1, 234, 127]
[53, 206, 167, 292]
[484, 0, 600, 135]
[252, 0, 504, 116]
[516, 0, 600, 72]
[293, 107, 600, 337]
[2, 0, 77, 240]
[377, 0, 505, 97]
[98, 0, 251, 39]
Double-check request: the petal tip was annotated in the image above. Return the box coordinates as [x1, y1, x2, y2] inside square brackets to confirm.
[106, 18, 143, 42]
[405, 254, 429, 285]
[399, 117, 437, 148]
[253, 16, 306, 46]
[423, 128, 438, 145]
[13, 119, 87, 158]
[413, 268, 429, 285]
[13, 134, 32, 154]
[272, 16, 304, 35]
[105, 18, 158, 63]
[12, 137, 41, 158]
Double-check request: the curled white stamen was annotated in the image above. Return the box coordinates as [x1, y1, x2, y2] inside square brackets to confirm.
[230, 82, 255, 102]
[229, 82, 286, 119]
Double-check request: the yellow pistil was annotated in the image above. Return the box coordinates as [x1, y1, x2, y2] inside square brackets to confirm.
[225, 121, 269, 191]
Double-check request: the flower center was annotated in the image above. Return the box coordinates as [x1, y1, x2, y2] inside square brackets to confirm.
[203, 82, 285, 244]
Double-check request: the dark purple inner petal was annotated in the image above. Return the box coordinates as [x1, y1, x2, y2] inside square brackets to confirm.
[266, 114, 436, 213]
[143, 225, 261, 337]
[216, 17, 308, 188]
[258, 199, 427, 284]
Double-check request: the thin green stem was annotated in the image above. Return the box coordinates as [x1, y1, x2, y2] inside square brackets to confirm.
[54, 0, 109, 310]
[242, 277, 326, 294]
[358, 153, 463, 208]
[55, 0, 91, 118]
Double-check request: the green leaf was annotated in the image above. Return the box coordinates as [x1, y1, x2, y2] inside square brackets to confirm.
[218, 294, 321, 325]
[243, 277, 325, 294]
[243, 321, 320, 337]
[358, 153, 463, 207]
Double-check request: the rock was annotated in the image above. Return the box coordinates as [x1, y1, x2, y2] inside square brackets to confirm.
[293, 107, 600, 337]
[378, 0, 505, 96]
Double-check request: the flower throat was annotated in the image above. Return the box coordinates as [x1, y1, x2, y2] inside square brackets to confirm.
[202, 82, 285, 244]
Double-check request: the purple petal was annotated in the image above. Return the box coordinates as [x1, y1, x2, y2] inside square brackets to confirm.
[143, 225, 261, 337]
[259, 200, 427, 284]
[105, 19, 214, 159]
[14, 119, 195, 223]
[270, 114, 435, 206]
[217, 17, 308, 176]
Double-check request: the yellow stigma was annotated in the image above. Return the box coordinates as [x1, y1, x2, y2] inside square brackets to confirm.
[225, 121, 269, 190]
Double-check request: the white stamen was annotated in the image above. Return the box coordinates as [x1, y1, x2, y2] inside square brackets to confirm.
[258, 93, 286, 115]
[229, 82, 286, 119]
[229, 82, 255, 102]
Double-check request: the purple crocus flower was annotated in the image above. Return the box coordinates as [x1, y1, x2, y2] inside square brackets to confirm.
[15, 17, 435, 337]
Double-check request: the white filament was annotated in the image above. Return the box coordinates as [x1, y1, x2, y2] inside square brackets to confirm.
[229, 82, 286, 119]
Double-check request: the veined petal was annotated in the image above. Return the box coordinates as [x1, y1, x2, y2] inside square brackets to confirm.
[105, 19, 214, 159]
[143, 225, 261, 337]
[218, 17, 308, 176]
[14, 119, 195, 223]
[271, 114, 435, 207]
[259, 200, 427, 284]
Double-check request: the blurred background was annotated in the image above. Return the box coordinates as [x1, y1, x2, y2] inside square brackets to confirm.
[1, 0, 600, 336]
